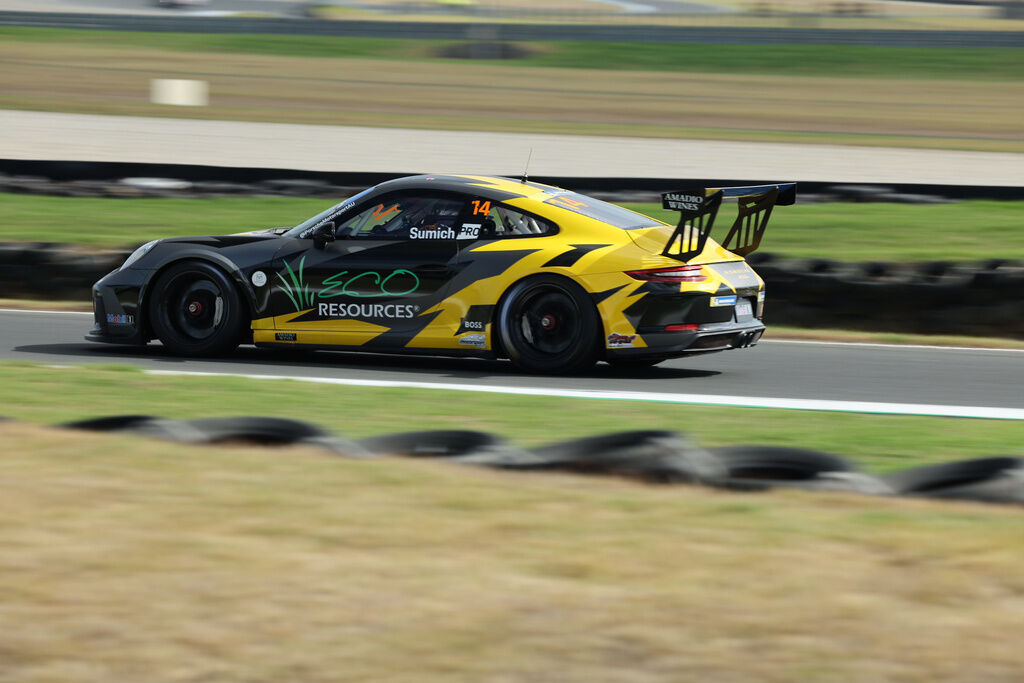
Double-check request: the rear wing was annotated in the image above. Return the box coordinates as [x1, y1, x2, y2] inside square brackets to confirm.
[660, 183, 796, 262]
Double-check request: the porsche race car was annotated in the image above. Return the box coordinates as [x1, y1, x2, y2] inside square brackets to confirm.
[87, 175, 795, 372]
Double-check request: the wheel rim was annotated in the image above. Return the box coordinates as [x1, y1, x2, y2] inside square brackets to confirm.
[164, 275, 225, 341]
[515, 289, 580, 356]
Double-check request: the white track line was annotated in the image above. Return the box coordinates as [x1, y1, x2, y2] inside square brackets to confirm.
[144, 370, 1024, 421]
[4, 309, 1019, 417]
[0, 308, 92, 315]
[761, 338, 1024, 353]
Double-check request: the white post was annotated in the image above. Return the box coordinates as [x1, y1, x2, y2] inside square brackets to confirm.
[150, 79, 209, 107]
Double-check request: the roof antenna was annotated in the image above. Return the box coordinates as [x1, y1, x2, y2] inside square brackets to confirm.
[520, 148, 533, 184]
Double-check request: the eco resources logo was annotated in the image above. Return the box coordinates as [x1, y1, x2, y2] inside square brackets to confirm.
[278, 256, 421, 314]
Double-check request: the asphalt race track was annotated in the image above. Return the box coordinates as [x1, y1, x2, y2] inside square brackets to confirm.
[5, 309, 1023, 419]
[7, 111, 1023, 186]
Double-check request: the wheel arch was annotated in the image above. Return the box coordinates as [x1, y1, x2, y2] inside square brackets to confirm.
[491, 272, 604, 364]
[140, 253, 256, 340]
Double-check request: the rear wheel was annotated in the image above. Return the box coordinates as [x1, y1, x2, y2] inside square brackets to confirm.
[497, 275, 600, 374]
[148, 260, 247, 356]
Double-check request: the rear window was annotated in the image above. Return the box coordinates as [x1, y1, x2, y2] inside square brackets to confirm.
[542, 190, 663, 230]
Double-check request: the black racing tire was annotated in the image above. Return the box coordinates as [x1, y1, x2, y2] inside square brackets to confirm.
[705, 446, 891, 494]
[358, 430, 536, 466]
[182, 417, 330, 444]
[496, 275, 600, 374]
[528, 430, 728, 483]
[708, 445, 856, 480]
[148, 260, 248, 357]
[359, 430, 508, 458]
[882, 457, 1024, 503]
[61, 415, 160, 432]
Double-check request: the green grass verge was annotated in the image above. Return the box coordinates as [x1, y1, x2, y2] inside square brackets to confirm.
[3, 418, 1023, 681]
[1, 26, 1022, 79]
[0, 194, 328, 249]
[2, 363, 1021, 473]
[3, 192, 1023, 262]
[625, 200, 1024, 261]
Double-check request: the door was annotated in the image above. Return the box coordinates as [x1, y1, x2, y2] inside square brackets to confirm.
[271, 191, 469, 349]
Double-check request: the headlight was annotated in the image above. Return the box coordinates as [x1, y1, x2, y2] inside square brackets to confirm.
[120, 240, 159, 271]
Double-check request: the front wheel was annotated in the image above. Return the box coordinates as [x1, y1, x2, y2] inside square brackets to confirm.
[496, 275, 600, 374]
[148, 260, 247, 356]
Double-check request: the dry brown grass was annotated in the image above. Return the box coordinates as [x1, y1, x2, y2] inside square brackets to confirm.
[2, 421, 1023, 681]
[2, 42, 1022, 152]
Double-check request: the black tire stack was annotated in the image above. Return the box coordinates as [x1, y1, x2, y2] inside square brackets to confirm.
[50, 416, 1024, 507]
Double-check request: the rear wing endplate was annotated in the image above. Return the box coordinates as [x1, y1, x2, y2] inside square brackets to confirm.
[660, 183, 796, 262]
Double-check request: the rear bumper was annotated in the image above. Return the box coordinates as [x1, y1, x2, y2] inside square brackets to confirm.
[607, 319, 765, 362]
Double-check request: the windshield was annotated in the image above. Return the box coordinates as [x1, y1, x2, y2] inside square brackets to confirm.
[541, 190, 663, 230]
[283, 188, 375, 238]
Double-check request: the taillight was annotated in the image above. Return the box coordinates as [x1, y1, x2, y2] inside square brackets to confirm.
[625, 265, 706, 283]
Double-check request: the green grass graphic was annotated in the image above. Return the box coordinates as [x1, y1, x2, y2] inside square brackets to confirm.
[277, 256, 313, 313]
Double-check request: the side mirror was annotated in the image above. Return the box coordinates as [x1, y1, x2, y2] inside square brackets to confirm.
[312, 222, 336, 249]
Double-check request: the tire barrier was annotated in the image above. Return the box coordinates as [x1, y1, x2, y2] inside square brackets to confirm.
[50, 416, 1024, 507]
[0, 173, 361, 200]
[746, 253, 1024, 338]
[61, 415, 372, 457]
[3, 162, 1024, 201]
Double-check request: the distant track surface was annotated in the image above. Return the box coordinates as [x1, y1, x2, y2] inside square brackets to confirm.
[6, 310, 1023, 419]
[1, 11, 1022, 47]
[7, 111, 1023, 185]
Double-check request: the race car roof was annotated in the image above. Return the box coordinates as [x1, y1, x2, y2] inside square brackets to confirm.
[372, 174, 563, 203]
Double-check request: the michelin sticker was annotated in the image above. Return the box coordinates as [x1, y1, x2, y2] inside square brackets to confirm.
[710, 295, 738, 307]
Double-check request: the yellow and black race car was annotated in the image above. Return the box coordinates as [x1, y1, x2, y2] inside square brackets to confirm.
[87, 174, 795, 372]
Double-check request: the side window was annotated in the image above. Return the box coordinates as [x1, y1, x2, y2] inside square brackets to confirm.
[472, 200, 556, 238]
[335, 193, 467, 239]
